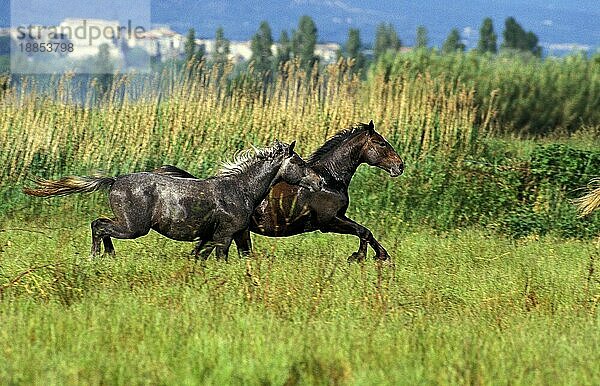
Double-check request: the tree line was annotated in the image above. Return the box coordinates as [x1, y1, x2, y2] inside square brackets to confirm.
[182, 15, 544, 74]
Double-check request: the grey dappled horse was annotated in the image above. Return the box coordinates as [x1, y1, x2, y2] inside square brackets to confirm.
[24, 141, 323, 260]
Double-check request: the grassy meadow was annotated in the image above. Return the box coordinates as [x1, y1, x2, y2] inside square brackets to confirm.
[1, 58, 599, 384]
[1, 211, 599, 385]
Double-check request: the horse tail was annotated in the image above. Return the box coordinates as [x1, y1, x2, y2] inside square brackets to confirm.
[573, 178, 600, 217]
[23, 175, 116, 197]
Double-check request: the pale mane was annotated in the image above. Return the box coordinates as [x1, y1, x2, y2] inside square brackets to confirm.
[218, 142, 284, 177]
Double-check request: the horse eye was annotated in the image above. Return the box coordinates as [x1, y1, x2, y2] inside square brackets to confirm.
[376, 142, 386, 147]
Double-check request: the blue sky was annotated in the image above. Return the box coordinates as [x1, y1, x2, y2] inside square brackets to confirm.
[2, 0, 599, 52]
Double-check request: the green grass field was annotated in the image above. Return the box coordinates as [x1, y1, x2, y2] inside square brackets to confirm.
[1, 59, 599, 385]
[1, 204, 598, 385]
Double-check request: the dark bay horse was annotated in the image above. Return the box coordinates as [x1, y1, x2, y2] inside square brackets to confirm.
[155, 121, 404, 261]
[24, 141, 323, 260]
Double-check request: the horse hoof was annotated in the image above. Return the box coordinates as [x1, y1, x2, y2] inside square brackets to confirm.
[375, 252, 390, 261]
[347, 252, 366, 263]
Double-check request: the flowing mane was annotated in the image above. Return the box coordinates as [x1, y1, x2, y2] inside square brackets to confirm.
[218, 142, 285, 177]
[307, 123, 368, 164]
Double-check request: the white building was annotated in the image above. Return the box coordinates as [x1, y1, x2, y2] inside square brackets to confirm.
[58, 18, 123, 60]
[315, 43, 341, 64]
[5, 19, 343, 67]
[129, 27, 184, 61]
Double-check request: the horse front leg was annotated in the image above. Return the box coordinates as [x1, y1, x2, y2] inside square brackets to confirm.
[233, 229, 253, 257]
[350, 238, 369, 262]
[213, 236, 233, 262]
[320, 215, 390, 262]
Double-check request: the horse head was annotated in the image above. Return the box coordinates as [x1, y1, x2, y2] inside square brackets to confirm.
[276, 140, 324, 192]
[360, 120, 404, 177]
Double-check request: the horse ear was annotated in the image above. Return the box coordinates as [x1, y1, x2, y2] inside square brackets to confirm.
[288, 140, 296, 154]
[367, 120, 375, 134]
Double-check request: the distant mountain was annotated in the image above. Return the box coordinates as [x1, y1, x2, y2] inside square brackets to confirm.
[2, 0, 599, 54]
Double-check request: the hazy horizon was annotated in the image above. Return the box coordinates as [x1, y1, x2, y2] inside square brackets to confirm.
[1, 0, 599, 53]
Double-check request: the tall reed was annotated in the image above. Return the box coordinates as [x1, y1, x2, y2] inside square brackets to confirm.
[0, 59, 495, 185]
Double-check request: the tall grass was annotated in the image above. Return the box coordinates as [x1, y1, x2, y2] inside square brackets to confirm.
[0, 213, 598, 385]
[0, 59, 494, 185]
[374, 49, 600, 135]
[1, 59, 597, 237]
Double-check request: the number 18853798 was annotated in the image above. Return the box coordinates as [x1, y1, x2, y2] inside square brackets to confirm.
[19, 42, 74, 53]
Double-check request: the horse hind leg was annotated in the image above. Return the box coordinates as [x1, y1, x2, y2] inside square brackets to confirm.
[103, 237, 115, 256]
[90, 218, 149, 258]
[214, 237, 233, 262]
[193, 238, 231, 262]
[197, 234, 233, 262]
[91, 220, 104, 257]
[194, 241, 215, 262]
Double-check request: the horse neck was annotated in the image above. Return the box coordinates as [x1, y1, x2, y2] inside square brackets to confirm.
[310, 134, 365, 188]
[235, 157, 282, 206]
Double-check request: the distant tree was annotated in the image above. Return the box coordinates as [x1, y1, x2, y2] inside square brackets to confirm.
[184, 28, 204, 63]
[0, 35, 10, 74]
[0, 35, 10, 55]
[501, 17, 542, 57]
[344, 28, 365, 73]
[525, 31, 542, 57]
[374, 22, 401, 61]
[151, 45, 162, 69]
[94, 43, 114, 93]
[250, 21, 274, 73]
[213, 26, 230, 65]
[276, 30, 292, 65]
[441, 28, 466, 53]
[95, 44, 114, 73]
[196, 44, 206, 62]
[477, 17, 497, 54]
[415, 25, 429, 49]
[502, 17, 524, 50]
[0, 55, 9, 74]
[292, 15, 317, 70]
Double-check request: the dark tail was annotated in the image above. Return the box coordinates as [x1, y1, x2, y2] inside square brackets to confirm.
[23, 175, 116, 197]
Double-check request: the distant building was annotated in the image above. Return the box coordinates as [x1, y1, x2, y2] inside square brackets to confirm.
[4, 19, 344, 68]
[130, 27, 184, 61]
[315, 43, 341, 64]
[59, 18, 122, 60]
[228, 40, 252, 63]
[195, 39, 251, 63]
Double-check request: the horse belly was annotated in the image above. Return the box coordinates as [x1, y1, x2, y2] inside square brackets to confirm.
[152, 193, 215, 241]
[152, 220, 213, 241]
[250, 194, 315, 236]
[249, 187, 344, 237]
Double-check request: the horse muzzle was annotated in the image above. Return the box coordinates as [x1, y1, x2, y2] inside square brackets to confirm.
[389, 164, 404, 177]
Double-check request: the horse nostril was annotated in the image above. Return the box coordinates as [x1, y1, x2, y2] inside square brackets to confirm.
[391, 164, 404, 177]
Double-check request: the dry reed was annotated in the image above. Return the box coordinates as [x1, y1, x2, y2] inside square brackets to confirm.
[0, 59, 496, 184]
